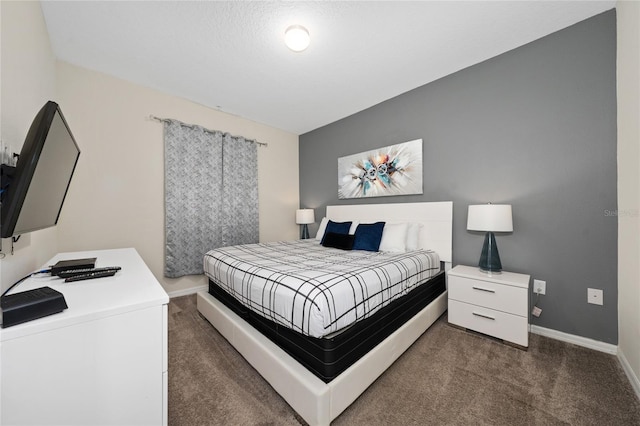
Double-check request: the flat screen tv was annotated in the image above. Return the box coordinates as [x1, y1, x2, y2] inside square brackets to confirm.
[0, 101, 80, 238]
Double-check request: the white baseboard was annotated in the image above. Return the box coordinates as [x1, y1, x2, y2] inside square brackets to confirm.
[618, 347, 640, 401]
[529, 324, 618, 355]
[167, 284, 208, 299]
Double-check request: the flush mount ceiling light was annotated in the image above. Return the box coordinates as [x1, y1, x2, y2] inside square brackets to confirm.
[284, 25, 310, 52]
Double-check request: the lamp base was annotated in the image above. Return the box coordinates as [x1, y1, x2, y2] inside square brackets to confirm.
[301, 224, 310, 239]
[479, 268, 502, 276]
[478, 232, 503, 274]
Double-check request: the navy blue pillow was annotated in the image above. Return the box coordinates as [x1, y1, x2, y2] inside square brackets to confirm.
[321, 220, 352, 244]
[321, 232, 355, 250]
[352, 222, 386, 252]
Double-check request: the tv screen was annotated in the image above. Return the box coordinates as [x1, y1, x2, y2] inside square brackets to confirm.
[0, 101, 80, 238]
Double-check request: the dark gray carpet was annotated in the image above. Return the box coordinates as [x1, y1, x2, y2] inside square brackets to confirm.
[168, 295, 640, 425]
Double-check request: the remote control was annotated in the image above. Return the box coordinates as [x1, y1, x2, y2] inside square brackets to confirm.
[65, 270, 118, 283]
[56, 266, 121, 278]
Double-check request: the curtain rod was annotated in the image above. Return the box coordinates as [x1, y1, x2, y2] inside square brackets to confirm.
[149, 115, 268, 147]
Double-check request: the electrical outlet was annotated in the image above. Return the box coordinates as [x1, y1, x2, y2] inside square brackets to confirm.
[533, 279, 546, 295]
[587, 288, 603, 305]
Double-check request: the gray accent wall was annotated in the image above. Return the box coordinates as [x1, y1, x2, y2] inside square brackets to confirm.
[299, 11, 618, 344]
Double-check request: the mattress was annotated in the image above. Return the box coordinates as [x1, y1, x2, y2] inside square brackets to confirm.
[208, 270, 445, 382]
[203, 239, 441, 338]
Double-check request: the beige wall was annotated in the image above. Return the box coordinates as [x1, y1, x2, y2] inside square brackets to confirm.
[0, 1, 60, 292]
[55, 62, 299, 295]
[617, 1, 640, 391]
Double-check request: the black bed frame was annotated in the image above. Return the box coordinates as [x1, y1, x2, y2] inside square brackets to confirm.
[207, 270, 446, 383]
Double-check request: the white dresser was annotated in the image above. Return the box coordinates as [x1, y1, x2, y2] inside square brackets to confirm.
[0, 248, 169, 425]
[447, 265, 530, 347]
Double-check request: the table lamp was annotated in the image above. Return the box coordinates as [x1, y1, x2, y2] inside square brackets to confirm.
[467, 204, 513, 274]
[296, 209, 315, 239]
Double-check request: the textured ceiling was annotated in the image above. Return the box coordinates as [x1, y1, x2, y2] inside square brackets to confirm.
[40, 1, 616, 135]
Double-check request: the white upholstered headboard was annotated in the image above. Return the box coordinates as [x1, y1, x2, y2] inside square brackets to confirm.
[325, 201, 453, 265]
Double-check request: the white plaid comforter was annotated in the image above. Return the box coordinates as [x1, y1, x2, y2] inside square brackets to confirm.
[203, 239, 441, 338]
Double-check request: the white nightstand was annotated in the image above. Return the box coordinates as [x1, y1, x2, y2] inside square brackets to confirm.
[447, 265, 530, 348]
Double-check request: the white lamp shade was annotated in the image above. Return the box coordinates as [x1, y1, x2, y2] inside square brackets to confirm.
[296, 209, 315, 225]
[467, 204, 513, 232]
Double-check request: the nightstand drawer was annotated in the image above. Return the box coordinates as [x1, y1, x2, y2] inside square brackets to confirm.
[448, 299, 528, 347]
[448, 274, 527, 316]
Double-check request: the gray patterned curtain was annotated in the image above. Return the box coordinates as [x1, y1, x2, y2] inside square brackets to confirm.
[222, 133, 259, 247]
[164, 120, 258, 278]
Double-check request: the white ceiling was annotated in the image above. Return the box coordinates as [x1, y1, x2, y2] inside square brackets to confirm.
[40, 1, 616, 135]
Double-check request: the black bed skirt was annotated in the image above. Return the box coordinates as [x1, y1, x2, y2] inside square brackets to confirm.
[208, 270, 446, 383]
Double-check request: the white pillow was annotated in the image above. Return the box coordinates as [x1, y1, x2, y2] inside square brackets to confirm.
[406, 223, 423, 251]
[315, 217, 329, 240]
[348, 221, 359, 235]
[379, 223, 409, 253]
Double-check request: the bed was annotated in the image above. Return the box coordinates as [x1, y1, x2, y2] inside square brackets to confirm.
[197, 201, 452, 425]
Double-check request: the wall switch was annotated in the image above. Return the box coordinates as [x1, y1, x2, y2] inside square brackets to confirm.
[533, 279, 546, 295]
[587, 288, 603, 305]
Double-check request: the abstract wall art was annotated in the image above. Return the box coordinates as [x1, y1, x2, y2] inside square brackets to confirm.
[338, 139, 423, 199]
